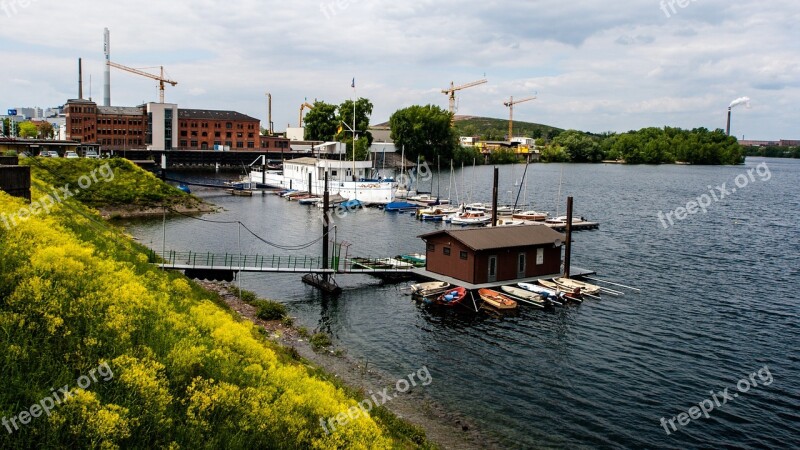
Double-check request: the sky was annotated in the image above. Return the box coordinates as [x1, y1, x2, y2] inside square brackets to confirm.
[1, 0, 798, 140]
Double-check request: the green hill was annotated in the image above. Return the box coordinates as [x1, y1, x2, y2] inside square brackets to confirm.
[452, 115, 563, 141]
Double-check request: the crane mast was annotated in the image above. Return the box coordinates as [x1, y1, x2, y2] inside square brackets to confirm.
[441, 78, 487, 125]
[503, 95, 536, 139]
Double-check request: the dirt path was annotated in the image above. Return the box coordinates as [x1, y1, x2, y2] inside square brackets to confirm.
[197, 281, 501, 450]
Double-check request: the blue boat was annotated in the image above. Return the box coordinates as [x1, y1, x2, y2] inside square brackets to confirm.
[177, 184, 191, 194]
[339, 199, 363, 209]
[384, 201, 418, 212]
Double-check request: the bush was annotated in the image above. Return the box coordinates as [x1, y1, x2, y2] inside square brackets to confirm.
[255, 300, 287, 321]
[310, 332, 333, 350]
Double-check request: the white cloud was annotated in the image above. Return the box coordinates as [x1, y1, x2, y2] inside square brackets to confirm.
[0, 0, 797, 139]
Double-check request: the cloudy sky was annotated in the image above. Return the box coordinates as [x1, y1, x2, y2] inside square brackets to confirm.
[1, 0, 798, 139]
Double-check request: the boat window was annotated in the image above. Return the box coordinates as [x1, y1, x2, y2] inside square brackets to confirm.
[443, 247, 451, 256]
[460, 251, 468, 260]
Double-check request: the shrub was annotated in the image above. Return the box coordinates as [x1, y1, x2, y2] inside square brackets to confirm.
[255, 300, 287, 321]
[310, 332, 332, 350]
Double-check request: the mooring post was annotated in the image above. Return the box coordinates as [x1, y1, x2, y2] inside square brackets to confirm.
[491, 167, 499, 227]
[564, 196, 574, 278]
[308, 172, 313, 196]
[322, 172, 330, 282]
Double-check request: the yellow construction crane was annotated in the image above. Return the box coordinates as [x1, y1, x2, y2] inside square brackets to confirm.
[441, 78, 487, 124]
[299, 102, 314, 127]
[503, 95, 537, 139]
[107, 61, 177, 103]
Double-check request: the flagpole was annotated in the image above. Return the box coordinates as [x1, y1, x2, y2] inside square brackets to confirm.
[352, 77, 356, 182]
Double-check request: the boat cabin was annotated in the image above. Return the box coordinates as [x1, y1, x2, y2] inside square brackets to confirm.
[418, 225, 565, 285]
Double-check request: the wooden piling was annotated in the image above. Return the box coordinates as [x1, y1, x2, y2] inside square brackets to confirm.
[322, 172, 329, 283]
[0, 165, 31, 202]
[491, 167, 499, 227]
[564, 196, 573, 278]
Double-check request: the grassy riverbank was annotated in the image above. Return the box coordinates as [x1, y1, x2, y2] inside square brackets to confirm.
[0, 165, 435, 449]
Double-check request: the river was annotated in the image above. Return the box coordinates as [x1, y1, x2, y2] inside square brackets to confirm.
[122, 158, 799, 449]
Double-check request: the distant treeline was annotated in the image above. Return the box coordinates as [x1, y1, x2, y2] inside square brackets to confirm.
[543, 127, 745, 165]
[743, 145, 800, 159]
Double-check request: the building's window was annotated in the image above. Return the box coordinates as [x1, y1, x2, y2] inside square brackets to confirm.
[443, 247, 451, 256]
[191, 131, 198, 137]
[225, 141, 232, 147]
[236, 142, 244, 148]
[179, 140, 188, 147]
[264, 141, 270, 148]
[248, 132, 254, 138]
[237, 132, 243, 138]
[202, 132, 208, 137]
[426, 243, 435, 252]
[214, 131, 221, 138]
[180, 130, 187, 137]
[536, 248, 544, 265]
[226, 132, 232, 138]
[518, 253, 526, 273]
[226, 122, 232, 129]
[247, 141, 255, 148]
[460, 251, 468, 260]
[214, 141, 221, 146]
[190, 140, 198, 147]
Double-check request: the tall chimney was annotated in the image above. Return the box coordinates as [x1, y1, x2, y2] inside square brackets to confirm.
[78, 58, 83, 99]
[103, 28, 111, 106]
[726, 107, 732, 136]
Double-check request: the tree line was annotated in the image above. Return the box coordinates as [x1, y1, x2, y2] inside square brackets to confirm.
[302, 99, 747, 166]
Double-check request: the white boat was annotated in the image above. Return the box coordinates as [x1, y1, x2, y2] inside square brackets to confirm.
[492, 218, 526, 227]
[250, 157, 396, 205]
[553, 277, 602, 296]
[375, 258, 414, 269]
[545, 215, 587, 225]
[418, 205, 460, 221]
[410, 281, 450, 297]
[450, 211, 491, 226]
[500, 286, 548, 308]
[408, 194, 449, 206]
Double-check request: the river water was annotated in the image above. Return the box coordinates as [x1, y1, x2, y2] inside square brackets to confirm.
[122, 158, 799, 449]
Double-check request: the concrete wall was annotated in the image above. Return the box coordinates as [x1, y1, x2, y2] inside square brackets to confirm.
[147, 103, 179, 150]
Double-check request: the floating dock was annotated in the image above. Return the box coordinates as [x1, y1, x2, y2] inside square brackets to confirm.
[409, 266, 596, 291]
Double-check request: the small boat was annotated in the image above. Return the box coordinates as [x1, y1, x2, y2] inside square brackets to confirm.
[411, 281, 450, 297]
[492, 218, 526, 227]
[478, 288, 518, 310]
[409, 194, 448, 206]
[418, 206, 459, 221]
[397, 253, 426, 267]
[297, 196, 322, 205]
[339, 199, 363, 209]
[552, 277, 602, 296]
[450, 211, 491, 226]
[384, 201, 419, 212]
[545, 215, 587, 225]
[177, 184, 191, 194]
[375, 258, 414, 269]
[536, 280, 583, 303]
[517, 283, 566, 305]
[435, 287, 467, 307]
[500, 286, 549, 308]
[287, 193, 312, 201]
[513, 210, 548, 221]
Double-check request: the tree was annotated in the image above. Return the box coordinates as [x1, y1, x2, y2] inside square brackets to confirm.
[389, 105, 456, 163]
[335, 98, 373, 160]
[37, 122, 55, 139]
[303, 101, 338, 141]
[18, 122, 38, 139]
[552, 130, 602, 162]
[540, 144, 570, 162]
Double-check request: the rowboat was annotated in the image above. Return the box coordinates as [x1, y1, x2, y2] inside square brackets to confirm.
[536, 280, 583, 303]
[411, 281, 450, 297]
[517, 283, 566, 305]
[435, 287, 467, 307]
[478, 288, 518, 310]
[384, 201, 419, 212]
[397, 253, 426, 267]
[297, 196, 322, 205]
[500, 286, 549, 308]
[552, 277, 602, 296]
[512, 210, 549, 221]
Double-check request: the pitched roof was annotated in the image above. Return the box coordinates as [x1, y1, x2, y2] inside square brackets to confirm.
[178, 109, 259, 121]
[419, 225, 565, 251]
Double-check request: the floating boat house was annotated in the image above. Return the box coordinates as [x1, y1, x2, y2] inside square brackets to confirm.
[418, 225, 565, 285]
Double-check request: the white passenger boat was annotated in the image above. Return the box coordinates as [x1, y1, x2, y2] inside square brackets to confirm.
[250, 157, 396, 205]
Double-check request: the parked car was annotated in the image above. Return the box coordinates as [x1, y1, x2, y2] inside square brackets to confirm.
[47, 151, 60, 158]
[65, 151, 79, 159]
[84, 150, 99, 159]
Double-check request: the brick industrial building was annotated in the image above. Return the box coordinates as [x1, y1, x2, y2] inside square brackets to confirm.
[64, 99, 288, 152]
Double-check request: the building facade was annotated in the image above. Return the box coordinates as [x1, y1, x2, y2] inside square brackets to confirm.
[64, 99, 288, 152]
[419, 226, 564, 285]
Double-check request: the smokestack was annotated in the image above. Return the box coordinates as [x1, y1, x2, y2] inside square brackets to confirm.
[103, 28, 111, 106]
[78, 58, 83, 99]
[726, 107, 731, 136]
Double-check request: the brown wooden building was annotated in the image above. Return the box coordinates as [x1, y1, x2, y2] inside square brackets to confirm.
[419, 225, 565, 285]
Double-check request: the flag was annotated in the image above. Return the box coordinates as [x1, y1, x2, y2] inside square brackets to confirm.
[336, 125, 343, 135]
[351, 78, 355, 88]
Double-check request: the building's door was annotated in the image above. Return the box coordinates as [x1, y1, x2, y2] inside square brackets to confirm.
[488, 255, 498, 283]
[517, 253, 526, 279]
